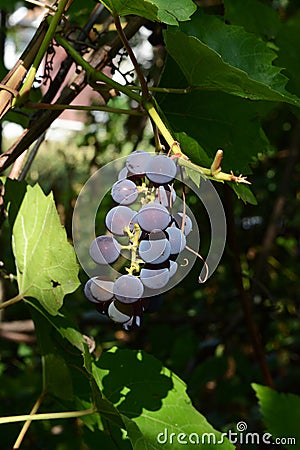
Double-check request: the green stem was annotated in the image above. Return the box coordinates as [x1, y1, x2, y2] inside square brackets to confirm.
[55, 34, 142, 104]
[16, 0, 70, 103]
[13, 390, 46, 449]
[0, 407, 96, 425]
[145, 102, 181, 152]
[26, 102, 144, 115]
[0, 292, 24, 310]
[146, 103, 250, 183]
[126, 85, 193, 94]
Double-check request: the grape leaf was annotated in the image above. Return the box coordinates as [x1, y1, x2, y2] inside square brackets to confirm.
[275, 13, 300, 98]
[252, 383, 300, 448]
[31, 308, 74, 401]
[230, 182, 257, 206]
[157, 56, 271, 174]
[224, 0, 280, 40]
[164, 12, 300, 105]
[26, 297, 86, 351]
[121, 415, 154, 450]
[99, 0, 196, 25]
[93, 347, 234, 450]
[11, 183, 80, 315]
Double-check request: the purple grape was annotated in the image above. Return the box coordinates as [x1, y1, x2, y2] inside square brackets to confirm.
[145, 154, 177, 185]
[139, 237, 171, 264]
[123, 314, 142, 331]
[108, 300, 132, 323]
[155, 185, 176, 207]
[173, 212, 193, 236]
[84, 277, 114, 303]
[140, 267, 170, 289]
[113, 274, 144, 303]
[105, 205, 136, 236]
[118, 167, 129, 180]
[136, 203, 171, 232]
[169, 260, 178, 278]
[89, 235, 120, 264]
[111, 179, 138, 205]
[166, 227, 186, 254]
[126, 150, 152, 176]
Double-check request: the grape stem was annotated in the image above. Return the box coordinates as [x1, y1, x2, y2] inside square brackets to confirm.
[123, 224, 142, 275]
[26, 102, 145, 116]
[146, 103, 250, 184]
[0, 292, 24, 310]
[13, 390, 46, 448]
[0, 407, 97, 425]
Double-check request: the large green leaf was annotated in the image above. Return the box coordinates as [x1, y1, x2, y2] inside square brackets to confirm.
[252, 383, 300, 448]
[93, 347, 234, 450]
[31, 308, 74, 402]
[29, 305, 104, 431]
[26, 297, 86, 351]
[275, 13, 300, 98]
[11, 182, 80, 315]
[164, 12, 299, 105]
[99, 0, 196, 25]
[27, 299, 126, 433]
[157, 56, 271, 174]
[224, 0, 280, 40]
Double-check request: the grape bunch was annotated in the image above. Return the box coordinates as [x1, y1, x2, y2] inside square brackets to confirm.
[84, 150, 193, 331]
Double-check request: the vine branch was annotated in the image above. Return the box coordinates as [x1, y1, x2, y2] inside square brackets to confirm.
[26, 102, 144, 115]
[0, 293, 24, 310]
[55, 34, 142, 103]
[13, 390, 46, 449]
[0, 407, 97, 425]
[113, 15, 150, 101]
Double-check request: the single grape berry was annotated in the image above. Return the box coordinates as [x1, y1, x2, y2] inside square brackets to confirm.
[169, 260, 178, 278]
[111, 179, 138, 205]
[139, 237, 171, 264]
[136, 203, 171, 232]
[155, 185, 176, 207]
[126, 150, 152, 176]
[140, 267, 170, 289]
[118, 167, 129, 180]
[173, 212, 193, 236]
[166, 226, 186, 254]
[84, 277, 114, 303]
[105, 205, 136, 236]
[145, 154, 177, 185]
[108, 300, 132, 324]
[89, 235, 120, 265]
[113, 274, 144, 303]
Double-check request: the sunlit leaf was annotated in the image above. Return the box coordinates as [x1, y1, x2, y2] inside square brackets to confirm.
[252, 384, 300, 449]
[164, 12, 299, 105]
[11, 183, 80, 315]
[93, 347, 234, 449]
[99, 0, 196, 25]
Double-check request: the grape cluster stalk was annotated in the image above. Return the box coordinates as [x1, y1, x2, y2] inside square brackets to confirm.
[84, 151, 193, 331]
